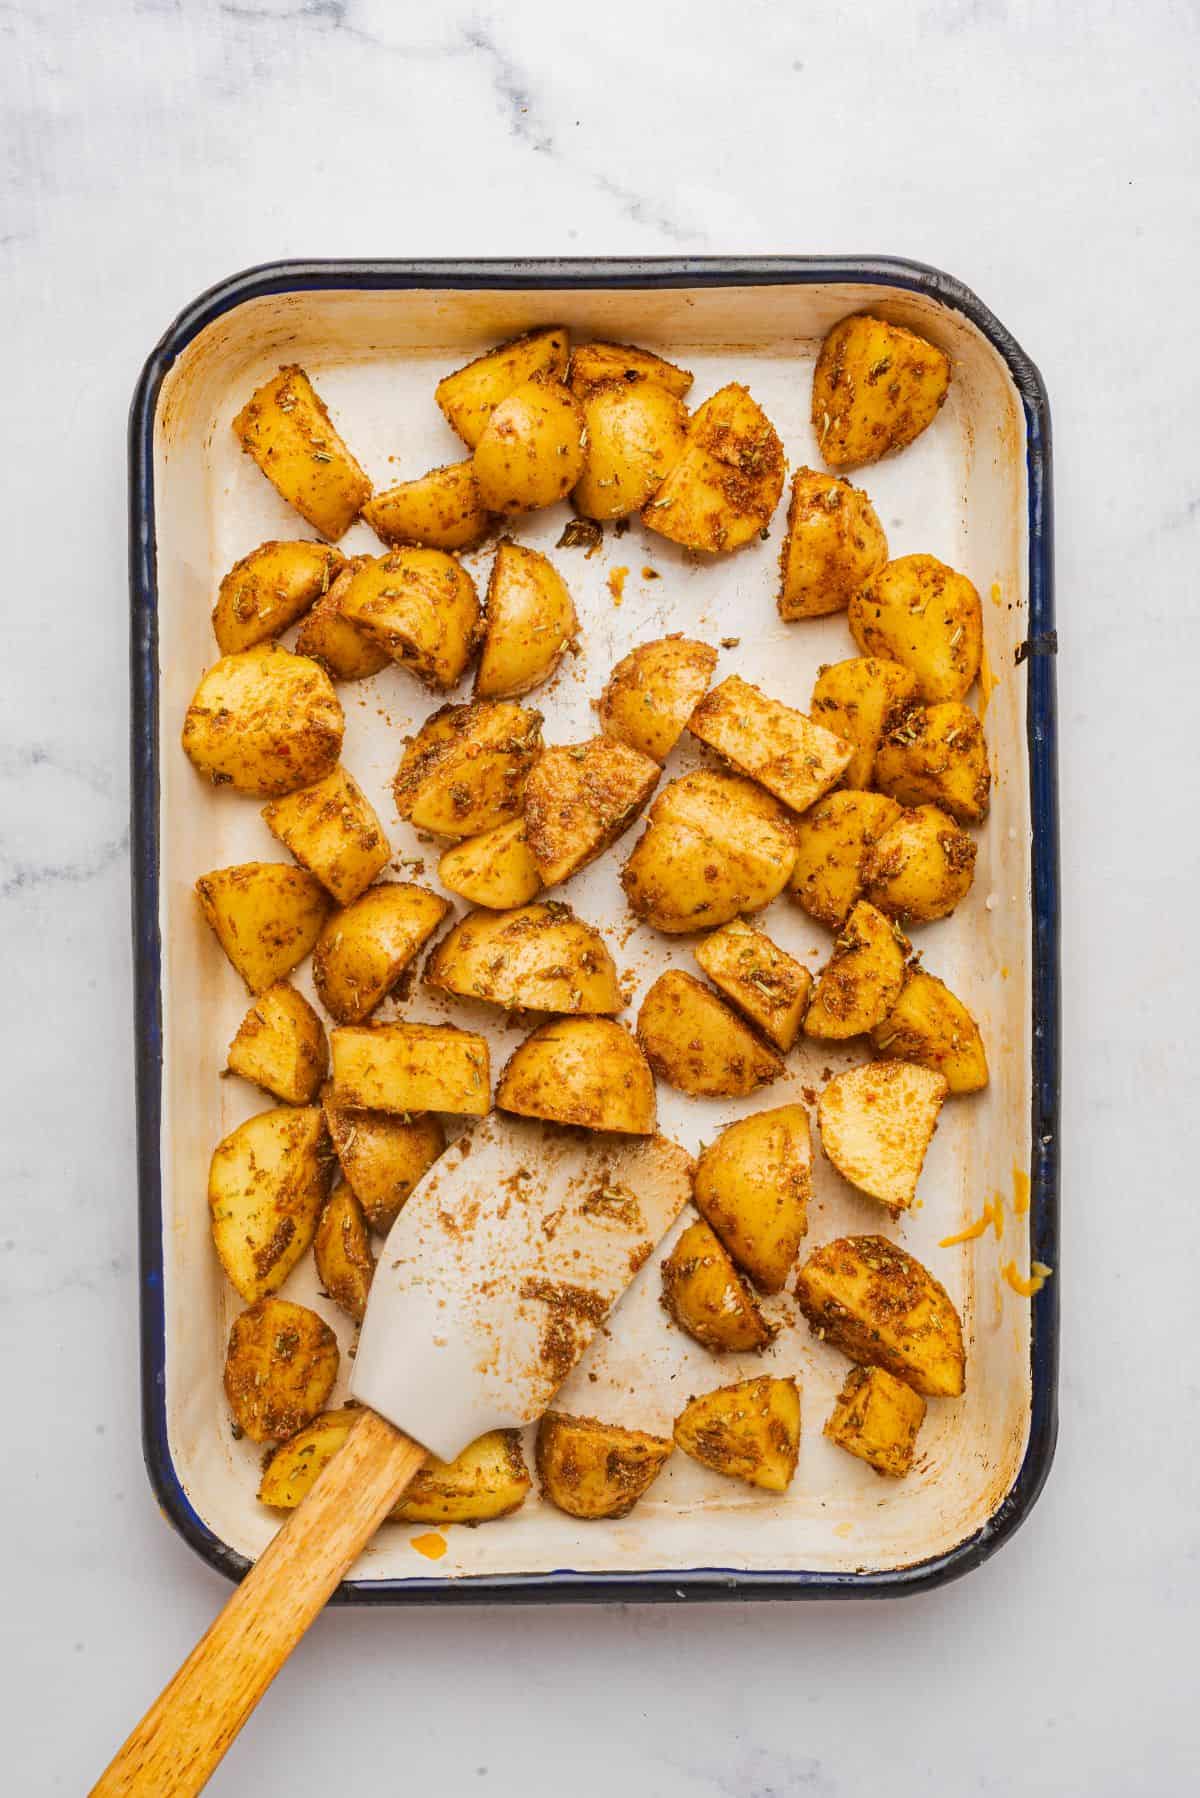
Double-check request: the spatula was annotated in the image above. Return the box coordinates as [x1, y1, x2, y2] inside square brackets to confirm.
[93, 1116, 692, 1796]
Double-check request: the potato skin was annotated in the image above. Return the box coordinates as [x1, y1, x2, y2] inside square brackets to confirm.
[394, 1430, 532, 1525]
[569, 340, 693, 398]
[571, 376, 690, 521]
[294, 556, 391, 682]
[312, 882, 451, 1024]
[226, 982, 329, 1104]
[496, 1018, 657, 1135]
[313, 1184, 375, 1322]
[524, 736, 660, 887]
[661, 1218, 773, 1353]
[331, 1023, 491, 1116]
[848, 554, 983, 703]
[825, 1366, 927, 1478]
[861, 804, 977, 924]
[213, 540, 345, 655]
[789, 790, 902, 930]
[322, 1087, 445, 1235]
[196, 861, 332, 994]
[692, 1104, 811, 1293]
[361, 460, 494, 552]
[597, 635, 717, 763]
[688, 674, 853, 816]
[810, 655, 922, 789]
[777, 468, 888, 620]
[475, 540, 577, 699]
[637, 970, 782, 1099]
[873, 701, 991, 826]
[473, 374, 586, 513]
[436, 328, 569, 449]
[693, 917, 811, 1052]
[232, 364, 372, 541]
[258, 1408, 356, 1507]
[393, 701, 543, 839]
[795, 1234, 966, 1398]
[437, 817, 542, 910]
[817, 1060, 948, 1211]
[426, 902, 623, 1015]
[208, 1105, 333, 1302]
[812, 315, 951, 470]
[673, 1376, 800, 1492]
[336, 549, 481, 692]
[182, 644, 344, 797]
[804, 899, 908, 1041]
[224, 1298, 339, 1443]
[622, 770, 797, 935]
[643, 383, 785, 553]
[536, 1412, 673, 1519]
[871, 970, 989, 1095]
[262, 765, 391, 906]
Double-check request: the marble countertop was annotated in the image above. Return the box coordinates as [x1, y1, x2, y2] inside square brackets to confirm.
[5, 2, 1197, 1793]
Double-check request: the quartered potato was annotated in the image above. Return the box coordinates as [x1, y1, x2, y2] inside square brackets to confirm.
[861, 804, 977, 924]
[597, 635, 718, 763]
[258, 1408, 357, 1508]
[570, 352, 691, 520]
[226, 982, 328, 1104]
[693, 917, 811, 1052]
[848, 554, 983, 703]
[437, 817, 542, 910]
[673, 1376, 800, 1492]
[196, 862, 332, 994]
[212, 539, 345, 655]
[637, 970, 782, 1099]
[361, 460, 494, 552]
[294, 556, 391, 682]
[224, 1297, 340, 1443]
[688, 675, 853, 816]
[436, 327, 569, 449]
[393, 701, 543, 839]
[873, 701, 991, 826]
[789, 790, 902, 930]
[472, 373, 586, 513]
[812, 315, 951, 470]
[810, 655, 922, 789]
[871, 970, 988, 1094]
[818, 1060, 949, 1210]
[777, 468, 888, 620]
[208, 1106, 333, 1303]
[825, 1366, 927, 1478]
[804, 899, 908, 1041]
[568, 340, 693, 397]
[643, 383, 785, 553]
[261, 765, 391, 905]
[322, 1087, 445, 1235]
[331, 1022, 491, 1116]
[426, 902, 623, 1015]
[692, 1103, 812, 1294]
[475, 540, 577, 698]
[182, 645, 343, 797]
[312, 882, 450, 1024]
[524, 735, 660, 887]
[795, 1235, 966, 1398]
[661, 1218, 774, 1354]
[313, 1183, 375, 1322]
[622, 771, 798, 934]
[394, 1429, 532, 1525]
[336, 549, 481, 691]
[496, 1017, 656, 1135]
[536, 1412, 673, 1519]
[233, 365, 372, 541]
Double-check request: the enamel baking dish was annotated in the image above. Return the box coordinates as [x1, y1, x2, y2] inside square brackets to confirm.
[130, 257, 1059, 1602]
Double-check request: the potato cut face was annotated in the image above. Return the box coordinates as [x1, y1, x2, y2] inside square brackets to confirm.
[226, 982, 329, 1104]
[182, 644, 344, 797]
[825, 1366, 927, 1478]
[393, 700, 543, 839]
[673, 1376, 800, 1492]
[322, 1087, 445, 1235]
[812, 315, 951, 471]
[213, 539, 346, 655]
[818, 1059, 948, 1210]
[693, 917, 811, 1051]
[262, 765, 391, 906]
[294, 557, 391, 681]
[598, 635, 718, 763]
[688, 674, 853, 816]
[804, 900, 908, 1041]
[777, 468, 888, 620]
[331, 1023, 491, 1116]
[795, 1235, 965, 1397]
[571, 377, 690, 520]
[873, 701, 991, 826]
[568, 340, 693, 398]
[473, 375, 586, 513]
[848, 554, 983, 703]
[637, 970, 782, 1099]
[496, 1018, 656, 1135]
[862, 804, 977, 924]
[524, 735, 660, 887]
[232, 364, 372, 541]
[437, 817, 542, 910]
[810, 655, 922, 789]
[789, 790, 902, 930]
[426, 902, 623, 1015]
[224, 1297, 339, 1443]
[643, 383, 785, 553]
[312, 882, 451, 1024]
[871, 970, 988, 1095]
[313, 1184, 376, 1322]
[258, 1408, 356, 1507]
[692, 1103, 811, 1294]
[622, 770, 798, 934]
[336, 549, 480, 691]
[436, 328, 569, 449]
[197, 862, 332, 994]
[475, 540, 577, 699]
[661, 1218, 774, 1354]
[208, 1105, 333, 1302]
[536, 1412, 673, 1519]
[394, 1430, 532, 1525]
[361, 460, 494, 552]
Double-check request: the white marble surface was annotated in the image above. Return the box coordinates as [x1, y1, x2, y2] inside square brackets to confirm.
[3, 2, 1198, 1792]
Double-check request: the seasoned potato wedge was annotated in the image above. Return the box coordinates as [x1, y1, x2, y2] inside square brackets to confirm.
[795, 1235, 966, 1397]
[688, 675, 853, 816]
[331, 1023, 491, 1116]
[312, 882, 451, 1024]
[437, 817, 542, 910]
[182, 645, 343, 797]
[436, 328, 569, 449]
[789, 791, 902, 929]
[569, 340, 693, 398]
[693, 917, 811, 1052]
[873, 701, 991, 825]
[571, 373, 690, 520]
[812, 315, 951, 470]
[637, 970, 782, 1099]
[232, 365, 372, 541]
[475, 540, 577, 698]
[213, 539, 345, 655]
[226, 982, 328, 1104]
[622, 771, 797, 934]
[336, 549, 480, 691]
[861, 804, 977, 924]
[597, 635, 718, 763]
[673, 1376, 800, 1492]
[426, 903, 623, 1015]
[473, 374, 586, 513]
[224, 1297, 339, 1443]
[661, 1218, 774, 1353]
[692, 1103, 812, 1293]
[394, 701, 543, 839]
[871, 970, 988, 1095]
[294, 556, 391, 682]
[643, 383, 785, 553]
[777, 468, 888, 620]
[524, 735, 660, 886]
[262, 765, 390, 905]
[825, 1366, 927, 1478]
[496, 1018, 656, 1135]
[848, 554, 983, 702]
[536, 1412, 673, 1519]
[805, 900, 908, 1041]
[394, 1429, 532, 1525]
[196, 862, 332, 994]
[322, 1088, 445, 1235]
[258, 1408, 357, 1508]
[313, 1184, 375, 1322]
[208, 1106, 332, 1303]
[361, 460, 494, 552]
[810, 656, 922, 789]
[818, 1060, 948, 1210]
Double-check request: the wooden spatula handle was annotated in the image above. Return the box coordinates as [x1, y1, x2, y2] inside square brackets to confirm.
[92, 1409, 426, 1797]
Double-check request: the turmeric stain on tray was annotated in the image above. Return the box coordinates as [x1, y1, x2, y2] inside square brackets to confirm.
[1012, 1166, 1031, 1216]
[410, 1531, 448, 1561]
[978, 641, 1000, 722]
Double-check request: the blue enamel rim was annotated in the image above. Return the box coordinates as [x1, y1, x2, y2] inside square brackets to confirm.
[130, 256, 1058, 1603]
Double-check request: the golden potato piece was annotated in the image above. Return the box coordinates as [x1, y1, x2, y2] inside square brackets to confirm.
[426, 902, 622, 1015]
[208, 1106, 332, 1303]
[789, 790, 902, 930]
[825, 1366, 927, 1478]
[536, 1412, 673, 1519]
[598, 635, 718, 763]
[812, 314, 951, 470]
[233, 364, 372, 541]
[637, 970, 782, 1099]
[196, 862, 332, 995]
[313, 1184, 375, 1322]
[361, 460, 494, 552]
[871, 970, 988, 1095]
[182, 645, 343, 797]
[394, 700, 543, 839]
[777, 468, 888, 620]
[848, 554, 983, 703]
[569, 340, 693, 398]
[693, 917, 811, 1052]
[224, 1298, 339, 1443]
[496, 1018, 656, 1135]
[322, 1088, 444, 1235]
[795, 1235, 965, 1397]
[524, 735, 660, 887]
[873, 701, 991, 826]
[336, 549, 480, 692]
[331, 1022, 491, 1116]
[571, 375, 690, 521]
[213, 539, 346, 655]
[810, 655, 922, 789]
[692, 1104, 811, 1294]
[294, 556, 391, 682]
[661, 1218, 773, 1353]
[258, 1408, 356, 1508]
[804, 900, 908, 1041]
[673, 1375, 800, 1492]
[475, 540, 577, 699]
[262, 765, 390, 906]
[622, 771, 797, 935]
[312, 882, 450, 1024]
[862, 804, 977, 924]
[688, 674, 853, 816]
[226, 982, 328, 1104]
[473, 374, 586, 513]
[437, 817, 542, 910]
[643, 383, 785, 553]
[436, 327, 569, 449]
[818, 1060, 948, 1210]
[394, 1430, 532, 1526]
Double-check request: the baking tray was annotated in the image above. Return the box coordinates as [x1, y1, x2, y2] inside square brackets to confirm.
[130, 257, 1058, 1603]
